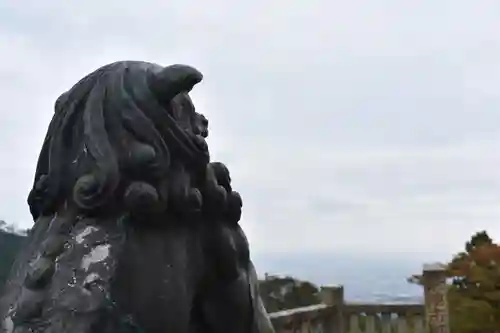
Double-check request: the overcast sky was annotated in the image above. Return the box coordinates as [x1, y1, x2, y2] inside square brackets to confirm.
[1, 0, 500, 259]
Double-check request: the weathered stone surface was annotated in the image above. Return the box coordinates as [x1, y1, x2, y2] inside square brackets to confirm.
[23, 257, 55, 290]
[0, 61, 275, 333]
[40, 236, 65, 259]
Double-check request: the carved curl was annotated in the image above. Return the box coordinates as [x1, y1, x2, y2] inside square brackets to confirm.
[27, 61, 210, 220]
[204, 162, 243, 224]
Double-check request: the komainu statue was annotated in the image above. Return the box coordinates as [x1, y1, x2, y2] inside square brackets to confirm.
[0, 61, 275, 333]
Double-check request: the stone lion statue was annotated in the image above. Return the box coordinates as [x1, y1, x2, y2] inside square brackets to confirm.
[0, 61, 274, 333]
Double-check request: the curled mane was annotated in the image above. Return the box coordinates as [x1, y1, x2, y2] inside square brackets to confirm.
[28, 61, 208, 220]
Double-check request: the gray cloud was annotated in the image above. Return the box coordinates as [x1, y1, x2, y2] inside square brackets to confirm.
[1, 0, 500, 259]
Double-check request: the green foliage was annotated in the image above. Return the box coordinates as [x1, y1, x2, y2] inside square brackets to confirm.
[257, 275, 320, 312]
[0, 222, 26, 290]
[409, 230, 500, 333]
[446, 231, 500, 333]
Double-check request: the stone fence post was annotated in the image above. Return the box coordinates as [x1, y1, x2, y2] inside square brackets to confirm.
[319, 285, 345, 333]
[422, 263, 450, 333]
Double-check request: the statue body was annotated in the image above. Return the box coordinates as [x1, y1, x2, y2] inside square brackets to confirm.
[0, 61, 274, 333]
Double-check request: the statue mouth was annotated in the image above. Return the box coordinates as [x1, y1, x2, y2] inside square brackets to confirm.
[193, 134, 208, 151]
[193, 123, 208, 139]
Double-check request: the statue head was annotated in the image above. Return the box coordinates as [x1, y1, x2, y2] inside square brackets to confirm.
[27, 61, 211, 221]
[3, 60, 271, 333]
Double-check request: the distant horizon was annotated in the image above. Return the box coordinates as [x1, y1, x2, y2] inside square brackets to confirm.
[252, 251, 431, 302]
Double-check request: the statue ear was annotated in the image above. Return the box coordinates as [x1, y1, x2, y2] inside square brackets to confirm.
[149, 64, 203, 104]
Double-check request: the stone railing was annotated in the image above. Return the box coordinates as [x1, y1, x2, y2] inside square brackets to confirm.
[269, 263, 449, 333]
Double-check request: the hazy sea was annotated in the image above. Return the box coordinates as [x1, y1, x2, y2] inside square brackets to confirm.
[252, 252, 432, 304]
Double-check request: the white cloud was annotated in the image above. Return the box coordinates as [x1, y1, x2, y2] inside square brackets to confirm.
[234, 138, 500, 256]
